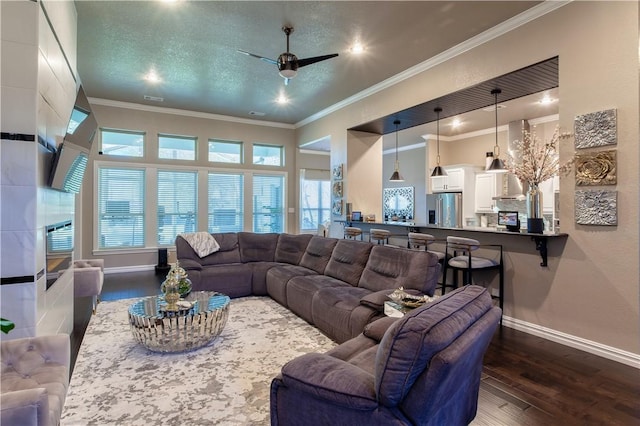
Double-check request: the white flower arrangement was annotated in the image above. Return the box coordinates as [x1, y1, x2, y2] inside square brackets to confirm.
[505, 126, 574, 187]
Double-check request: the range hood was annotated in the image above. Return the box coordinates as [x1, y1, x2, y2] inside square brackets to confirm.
[492, 120, 529, 200]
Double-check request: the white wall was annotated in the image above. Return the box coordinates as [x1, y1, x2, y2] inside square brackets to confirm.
[0, 0, 77, 339]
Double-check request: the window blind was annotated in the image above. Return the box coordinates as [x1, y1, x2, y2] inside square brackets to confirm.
[157, 170, 198, 245]
[252, 174, 285, 233]
[208, 173, 244, 232]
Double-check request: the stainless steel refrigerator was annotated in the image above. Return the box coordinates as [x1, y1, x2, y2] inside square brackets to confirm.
[426, 192, 463, 228]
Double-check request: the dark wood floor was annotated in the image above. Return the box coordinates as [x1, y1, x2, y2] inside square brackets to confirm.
[72, 271, 640, 425]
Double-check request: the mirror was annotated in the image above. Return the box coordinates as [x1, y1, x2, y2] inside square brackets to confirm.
[383, 187, 414, 220]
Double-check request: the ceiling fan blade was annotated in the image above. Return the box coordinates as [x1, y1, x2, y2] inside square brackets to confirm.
[297, 53, 339, 68]
[236, 49, 277, 65]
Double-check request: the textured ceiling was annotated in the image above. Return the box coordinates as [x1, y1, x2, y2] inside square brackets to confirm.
[75, 1, 542, 126]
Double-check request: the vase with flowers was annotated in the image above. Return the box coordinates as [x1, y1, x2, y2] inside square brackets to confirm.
[505, 126, 573, 233]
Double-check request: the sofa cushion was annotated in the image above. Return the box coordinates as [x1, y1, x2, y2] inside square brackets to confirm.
[238, 232, 279, 263]
[374, 286, 494, 407]
[324, 240, 373, 286]
[195, 264, 253, 298]
[177, 233, 241, 267]
[275, 233, 313, 264]
[266, 265, 318, 307]
[298, 236, 338, 274]
[286, 275, 349, 324]
[359, 245, 439, 295]
[312, 286, 381, 343]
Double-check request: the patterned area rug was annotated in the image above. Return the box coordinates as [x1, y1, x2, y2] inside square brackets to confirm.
[62, 296, 336, 425]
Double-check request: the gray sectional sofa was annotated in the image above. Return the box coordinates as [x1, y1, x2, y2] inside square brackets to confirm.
[176, 232, 440, 343]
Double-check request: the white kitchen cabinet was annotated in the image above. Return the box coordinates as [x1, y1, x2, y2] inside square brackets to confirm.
[430, 166, 474, 193]
[474, 173, 502, 213]
[540, 177, 556, 214]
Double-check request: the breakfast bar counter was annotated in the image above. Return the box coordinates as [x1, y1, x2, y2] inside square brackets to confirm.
[336, 220, 568, 267]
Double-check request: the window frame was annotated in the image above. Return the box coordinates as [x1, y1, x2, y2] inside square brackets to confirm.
[252, 143, 284, 167]
[99, 128, 145, 158]
[158, 133, 197, 161]
[208, 139, 244, 164]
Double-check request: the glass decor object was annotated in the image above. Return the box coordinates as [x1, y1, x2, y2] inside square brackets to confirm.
[161, 260, 192, 298]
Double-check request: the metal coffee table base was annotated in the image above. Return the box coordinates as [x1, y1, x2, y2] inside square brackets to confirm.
[128, 292, 230, 353]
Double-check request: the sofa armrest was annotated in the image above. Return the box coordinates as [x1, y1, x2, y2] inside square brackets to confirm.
[0, 388, 49, 426]
[177, 259, 202, 270]
[360, 289, 426, 312]
[359, 290, 394, 311]
[73, 259, 104, 271]
[363, 317, 398, 342]
[279, 353, 377, 410]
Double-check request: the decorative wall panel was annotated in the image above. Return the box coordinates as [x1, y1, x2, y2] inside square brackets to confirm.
[575, 190, 617, 226]
[575, 150, 616, 186]
[574, 109, 617, 149]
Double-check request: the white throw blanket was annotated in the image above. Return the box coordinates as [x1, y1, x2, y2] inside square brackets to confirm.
[179, 231, 220, 257]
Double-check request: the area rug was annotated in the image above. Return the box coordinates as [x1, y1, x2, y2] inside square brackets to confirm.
[61, 296, 337, 425]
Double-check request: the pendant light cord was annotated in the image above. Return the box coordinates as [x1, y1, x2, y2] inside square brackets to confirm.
[492, 88, 502, 157]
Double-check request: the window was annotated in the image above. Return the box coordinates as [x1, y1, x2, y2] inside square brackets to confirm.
[253, 174, 285, 233]
[100, 129, 144, 157]
[208, 173, 244, 232]
[158, 134, 196, 160]
[208, 139, 243, 164]
[97, 167, 145, 248]
[253, 143, 283, 166]
[300, 169, 331, 231]
[157, 170, 198, 245]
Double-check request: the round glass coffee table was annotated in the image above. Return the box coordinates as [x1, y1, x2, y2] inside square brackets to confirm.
[128, 291, 230, 353]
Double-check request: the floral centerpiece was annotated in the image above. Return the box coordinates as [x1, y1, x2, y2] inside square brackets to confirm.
[505, 126, 573, 231]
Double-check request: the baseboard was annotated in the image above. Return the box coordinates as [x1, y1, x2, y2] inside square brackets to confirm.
[105, 264, 156, 274]
[103, 265, 640, 369]
[502, 316, 640, 369]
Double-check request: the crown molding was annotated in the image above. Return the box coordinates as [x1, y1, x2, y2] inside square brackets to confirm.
[296, 1, 570, 129]
[89, 98, 295, 130]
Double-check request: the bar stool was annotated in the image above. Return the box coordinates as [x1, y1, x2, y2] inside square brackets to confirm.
[344, 226, 363, 240]
[369, 229, 391, 245]
[442, 236, 504, 311]
[407, 232, 445, 262]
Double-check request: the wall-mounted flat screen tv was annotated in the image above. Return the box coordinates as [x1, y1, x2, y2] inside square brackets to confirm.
[49, 86, 97, 193]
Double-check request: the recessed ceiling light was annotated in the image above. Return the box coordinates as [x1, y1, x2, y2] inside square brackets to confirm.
[539, 95, 556, 105]
[349, 42, 365, 54]
[144, 69, 161, 83]
[276, 94, 288, 104]
[451, 118, 462, 128]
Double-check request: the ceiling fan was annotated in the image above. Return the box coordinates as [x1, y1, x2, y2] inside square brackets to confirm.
[237, 26, 339, 86]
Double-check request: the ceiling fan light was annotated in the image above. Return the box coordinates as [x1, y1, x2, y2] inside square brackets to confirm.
[486, 157, 507, 173]
[279, 69, 297, 79]
[431, 166, 447, 177]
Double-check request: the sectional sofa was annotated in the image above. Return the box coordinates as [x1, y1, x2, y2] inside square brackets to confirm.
[176, 232, 441, 343]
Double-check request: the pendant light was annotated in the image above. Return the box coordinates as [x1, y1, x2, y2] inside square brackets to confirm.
[389, 119, 404, 182]
[431, 107, 447, 177]
[486, 88, 507, 173]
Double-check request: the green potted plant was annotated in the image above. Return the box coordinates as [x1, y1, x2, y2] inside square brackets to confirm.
[1, 317, 15, 334]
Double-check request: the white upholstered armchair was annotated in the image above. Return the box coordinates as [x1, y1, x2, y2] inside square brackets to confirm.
[0, 334, 70, 426]
[73, 259, 104, 313]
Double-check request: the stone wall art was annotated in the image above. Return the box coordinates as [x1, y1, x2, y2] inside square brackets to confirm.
[332, 199, 343, 216]
[574, 108, 617, 149]
[575, 190, 617, 226]
[575, 150, 616, 186]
